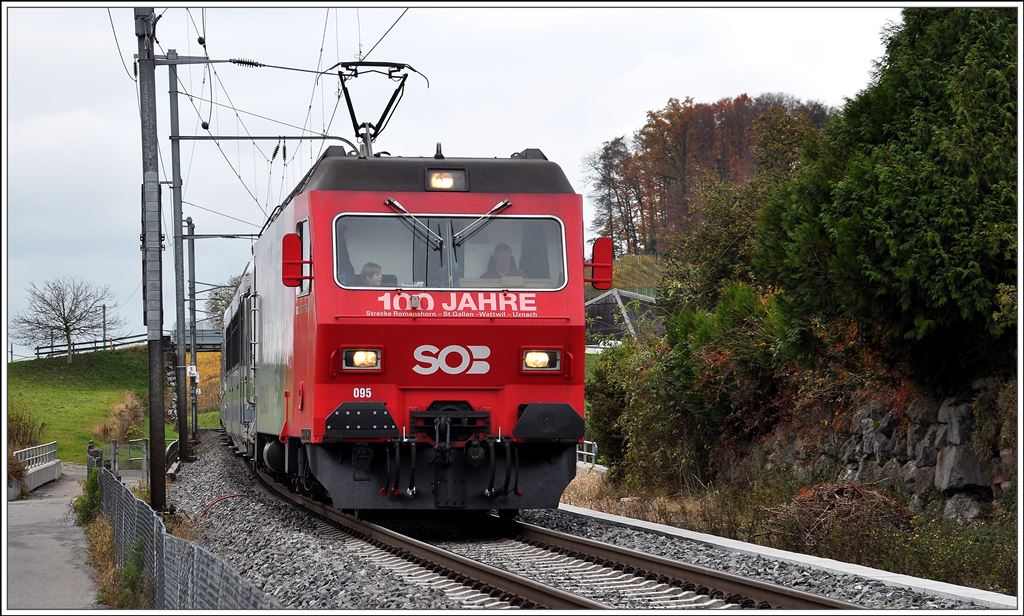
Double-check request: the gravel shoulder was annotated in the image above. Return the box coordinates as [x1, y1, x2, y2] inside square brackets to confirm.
[168, 432, 462, 609]
[516, 508, 985, 609]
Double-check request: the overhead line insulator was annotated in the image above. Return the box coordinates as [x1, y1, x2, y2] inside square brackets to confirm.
[231, 58, 264, 68]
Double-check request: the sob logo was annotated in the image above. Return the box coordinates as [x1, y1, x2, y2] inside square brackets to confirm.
[413, 344, 490, 375]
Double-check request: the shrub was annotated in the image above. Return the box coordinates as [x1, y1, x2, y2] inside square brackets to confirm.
[662, 283, 801, 474]
[584, 344, 629, 471]
[7, 403, 46, 450]
[92, 391, 145, 443]
[764, 483, 913, 562]
[71, 469, 102, 526]
[87, 524, 150, 609]
[111, 542, 150, 609]
[894, 513, 1017, 594]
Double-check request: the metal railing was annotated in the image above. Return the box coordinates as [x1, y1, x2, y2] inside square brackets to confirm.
[127, 438, 151, 486]
[35, 333, 148, 358]
[576, 440, 599, 466]
[166, 439, 179, 466]
[13, 441, 58, 468]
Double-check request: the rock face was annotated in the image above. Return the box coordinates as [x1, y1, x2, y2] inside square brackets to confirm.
[943, 493, 982, 521]
[934, 446, 989, 492]
[827, 386, 1011, 521]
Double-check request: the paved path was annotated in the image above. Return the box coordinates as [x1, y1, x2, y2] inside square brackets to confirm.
[6, 463, 100, 609]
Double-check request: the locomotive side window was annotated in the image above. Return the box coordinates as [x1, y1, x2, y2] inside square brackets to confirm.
[296, 219, 311, 295]
[334, 214, 565, 291]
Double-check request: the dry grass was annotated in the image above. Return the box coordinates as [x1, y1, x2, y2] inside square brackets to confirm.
[92, 391, 145, 443]
[163, 513, 200, 542]
[561, 469, 688, 525]
[83, 516, 136, 608]
[7, 449, 27, 485]
[7, 402, 47, 450]
[561, 467, 1018, 595]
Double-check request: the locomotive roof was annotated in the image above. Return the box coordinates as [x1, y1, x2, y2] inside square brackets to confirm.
[300, 146, 576, 194]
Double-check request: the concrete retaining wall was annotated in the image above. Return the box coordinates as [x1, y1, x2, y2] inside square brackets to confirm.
[16, 460, 63, 496]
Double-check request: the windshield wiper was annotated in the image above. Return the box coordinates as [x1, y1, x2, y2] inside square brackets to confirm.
[384, 197, 444, 250]
[452, 199, 512, 247]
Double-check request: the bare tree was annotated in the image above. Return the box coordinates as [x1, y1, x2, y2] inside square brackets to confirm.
[204, 274, 242, 330]
[12, 277, 126, 363]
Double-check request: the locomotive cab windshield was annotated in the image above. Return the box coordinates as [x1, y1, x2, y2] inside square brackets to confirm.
[336, 213, 566, 290]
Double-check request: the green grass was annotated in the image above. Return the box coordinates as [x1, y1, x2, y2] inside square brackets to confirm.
[7, 347, 177, 463]
[197, 411, 222, 429]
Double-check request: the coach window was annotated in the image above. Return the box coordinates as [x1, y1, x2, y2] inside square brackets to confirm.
[296, 219, 311, 295]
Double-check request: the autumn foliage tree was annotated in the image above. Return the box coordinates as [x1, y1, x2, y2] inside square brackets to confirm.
[586, 93, 831, 259]
[659, 106, 824, 313]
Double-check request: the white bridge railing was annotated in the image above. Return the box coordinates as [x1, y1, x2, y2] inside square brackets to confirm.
[576, 440, 599, 466]
[13, 441, 58, 468]
[11, 441, 61, 497]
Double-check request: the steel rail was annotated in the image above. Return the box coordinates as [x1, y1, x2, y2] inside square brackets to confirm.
[512, 520, 864, 610]
[251, 467, 609, 609]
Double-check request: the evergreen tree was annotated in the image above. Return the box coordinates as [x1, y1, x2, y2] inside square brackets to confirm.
[756, 8, 1017, 376]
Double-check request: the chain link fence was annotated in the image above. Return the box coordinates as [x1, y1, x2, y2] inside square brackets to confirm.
[87, 448, 279, 609]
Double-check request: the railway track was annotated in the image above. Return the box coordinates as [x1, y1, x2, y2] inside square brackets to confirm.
[497, 521, 863, 609]
[253, 466, 602, 608]
[247, 457, 862, 610]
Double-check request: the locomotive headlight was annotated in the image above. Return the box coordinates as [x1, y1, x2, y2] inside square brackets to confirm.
[524, 350, 560, 370]
[344, 349, 380, 369]
[426, 169, 467, 191]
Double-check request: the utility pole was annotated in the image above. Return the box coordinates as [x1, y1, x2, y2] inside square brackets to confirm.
[187, 217, 199, 443]
[102, 304, 107, 347]
[167, 48, 190, 462]
[136, 7, 166, 512]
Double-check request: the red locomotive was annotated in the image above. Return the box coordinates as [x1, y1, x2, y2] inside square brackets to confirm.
[221, 63, 612, 512]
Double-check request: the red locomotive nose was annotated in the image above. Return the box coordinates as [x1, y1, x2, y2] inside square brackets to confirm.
[221, 146, 607, 511]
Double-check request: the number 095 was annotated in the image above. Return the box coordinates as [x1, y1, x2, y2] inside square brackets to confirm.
[352, 387, 373, 399]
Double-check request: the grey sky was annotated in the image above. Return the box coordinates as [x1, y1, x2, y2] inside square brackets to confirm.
[4, 4, 903, 359]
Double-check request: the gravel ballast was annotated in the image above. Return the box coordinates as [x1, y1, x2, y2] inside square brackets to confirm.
[517, 508, 984, 609]
[168, 433, 463, 610]
[167, 433, 996, 610]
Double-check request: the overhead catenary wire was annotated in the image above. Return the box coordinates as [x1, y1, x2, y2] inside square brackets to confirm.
[172, 92, 325, 136]
[183, 200, 261, 228]
[281, 10, 332, 192]
[107, 9, 136, 82]
[362, 9, 409, 61]
[160, 43, 267, 218]
[112, 280, 143, 311]
[184, 11, 270, 163]
[185, 8, 273, 205]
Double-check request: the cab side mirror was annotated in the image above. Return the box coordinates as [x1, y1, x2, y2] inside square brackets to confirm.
[282, 233, 311, 287]
[585, 237, 613, 290]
